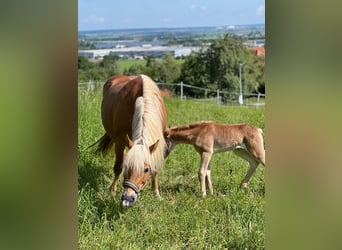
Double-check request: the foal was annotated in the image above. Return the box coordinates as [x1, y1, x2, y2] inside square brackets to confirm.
[164, 121, 265, 196]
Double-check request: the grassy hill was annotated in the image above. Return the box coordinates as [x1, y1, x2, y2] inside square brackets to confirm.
[78, 85, 265, 249]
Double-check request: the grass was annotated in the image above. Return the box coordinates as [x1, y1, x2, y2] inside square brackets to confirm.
[117, 59, 185, 72]
[117, 59, 147, 71]
[78, 85, 265, 249]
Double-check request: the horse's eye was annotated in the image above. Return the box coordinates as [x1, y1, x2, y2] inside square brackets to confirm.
[144, 168, 149, 173]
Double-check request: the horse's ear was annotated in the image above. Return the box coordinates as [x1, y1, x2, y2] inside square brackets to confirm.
[126, 135, 134, 148]
[163, 129, 170, 139]
[149, 140, 159, 153]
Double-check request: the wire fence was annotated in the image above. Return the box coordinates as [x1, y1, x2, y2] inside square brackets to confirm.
[78, 81, 265, 107]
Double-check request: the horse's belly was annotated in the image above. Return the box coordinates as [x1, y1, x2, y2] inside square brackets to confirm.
[102, 102, 133, 141]
[213, 145, 234, 153]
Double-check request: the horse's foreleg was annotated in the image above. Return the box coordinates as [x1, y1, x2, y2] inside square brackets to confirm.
[198, 152, 212, 197]
[109, 145, 125, 195]
[206, 163, 214, 195]
[151, 173, 161, 199]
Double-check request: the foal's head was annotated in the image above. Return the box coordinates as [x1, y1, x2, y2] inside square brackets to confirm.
[121, 136, 159, 207]
[163, 128, 177, 158]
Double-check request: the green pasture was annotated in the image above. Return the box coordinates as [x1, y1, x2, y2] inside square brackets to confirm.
[78, 85, 265, 249]
[117, 59, 147, 70]
[117, 58, 184, 71]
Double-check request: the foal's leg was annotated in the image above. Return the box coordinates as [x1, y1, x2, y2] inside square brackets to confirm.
[109, 144, 125, 195]
[151, 172, 161, 199]
[245, 135, 266, 166]
[233, 149, 259, 189]
[198, 151, 212, 196]
[206, 163, 214, 195]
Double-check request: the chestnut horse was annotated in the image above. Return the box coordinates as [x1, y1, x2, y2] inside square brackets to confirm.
[159, 88, 173, 98]
[164, 121, 265, 196]
[95, 75, 167, 206]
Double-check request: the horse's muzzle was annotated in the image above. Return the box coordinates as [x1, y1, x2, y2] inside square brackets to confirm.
[121, 179, 141, 206]
[121, 190, 138, 207]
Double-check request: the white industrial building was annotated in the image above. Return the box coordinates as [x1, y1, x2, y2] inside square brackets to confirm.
[78, 45, 202, 59]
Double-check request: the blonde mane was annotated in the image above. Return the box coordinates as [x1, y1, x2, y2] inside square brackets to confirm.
[124, 75, 166, 175]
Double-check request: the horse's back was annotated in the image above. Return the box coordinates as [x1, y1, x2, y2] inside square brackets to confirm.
[101, 75, 143, 141]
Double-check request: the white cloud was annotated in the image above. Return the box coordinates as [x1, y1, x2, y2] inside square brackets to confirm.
[161, 17, 173, 23]
[190, 4, 196, 11]
[190, 4, 206, 12]
[121, 18, 133, 24]
[81, 14, 105, 24]
[200, 5, 206, 11]
[256, 5, 265, 16]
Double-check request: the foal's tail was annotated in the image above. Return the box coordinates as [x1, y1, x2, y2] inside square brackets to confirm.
[257, 128, 266, 165]
[86, 133, 114, 156]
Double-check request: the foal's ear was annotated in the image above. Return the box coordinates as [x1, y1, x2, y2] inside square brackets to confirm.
[163, 129, 170, 139]
[149, 140, 159, 153]
[126, 135, 134, 148]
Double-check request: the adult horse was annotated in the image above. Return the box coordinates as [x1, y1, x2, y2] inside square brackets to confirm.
[95, 75, 167, 206]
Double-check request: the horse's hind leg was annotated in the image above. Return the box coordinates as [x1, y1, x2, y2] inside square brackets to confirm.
[240, 161, 258, 189]
[233, 149, 259, 189]
[109, 144, 125, 195]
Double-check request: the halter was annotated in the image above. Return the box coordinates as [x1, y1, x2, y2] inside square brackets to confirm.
[123, 179, 140, 194]
[123, 176, 150, 194]
[123, 139, 152, 194]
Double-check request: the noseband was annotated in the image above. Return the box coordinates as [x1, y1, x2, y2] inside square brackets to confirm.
[123, 179, 141, 194]
[123, 177, 150, 194]
[123, 139, 151, 194]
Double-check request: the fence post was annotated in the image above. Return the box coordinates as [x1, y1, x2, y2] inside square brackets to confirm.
[87, 79, 92, 94]
[180, 81, 183, 100]
[257, 93, 260, 106]
[217, 89, 220, 104]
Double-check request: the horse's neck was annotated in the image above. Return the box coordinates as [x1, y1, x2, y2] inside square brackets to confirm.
[169, 127, 199, 143]
[132, 97, 144, 141]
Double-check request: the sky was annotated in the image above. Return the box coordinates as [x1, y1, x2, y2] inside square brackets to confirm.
[78, 0, 265, 31]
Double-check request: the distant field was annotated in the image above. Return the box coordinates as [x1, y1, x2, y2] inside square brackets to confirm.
[78, 85, 265, 249]
[117, 59, 147, 70]
[117, 58, 184, 72]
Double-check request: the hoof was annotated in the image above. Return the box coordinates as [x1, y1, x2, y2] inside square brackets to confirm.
[109, 183, 116, 196]
[240, 183, 248, 189]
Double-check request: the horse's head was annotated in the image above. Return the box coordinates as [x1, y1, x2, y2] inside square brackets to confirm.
[163, 127, 177, 158]
[121, 136, 159, 207]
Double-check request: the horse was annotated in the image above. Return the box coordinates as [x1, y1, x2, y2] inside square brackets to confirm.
[159, 88, 173, 98]
[95, 75, 167, 206]
[164, 121, 265, 196]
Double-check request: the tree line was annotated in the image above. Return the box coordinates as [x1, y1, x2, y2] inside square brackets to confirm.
[78, 34, 265, 96]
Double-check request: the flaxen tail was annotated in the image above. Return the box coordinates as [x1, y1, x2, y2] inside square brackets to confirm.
[86, 133, 114, 156]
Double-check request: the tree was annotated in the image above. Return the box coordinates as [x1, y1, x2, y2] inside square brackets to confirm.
[179, 50, 209, 96]
[252, 54, 265, 94]
[78, 55, 120, 82]
[99, 55, 120, 73]
[156, 53, 180, 83]
[123, 64, 146, 75]
[205, 34, 252, 92]
[125, 54, 181, 83]
[78, 56, 94, 70]
[145, 56, 159, 80]
[180, 34, 265, 96]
